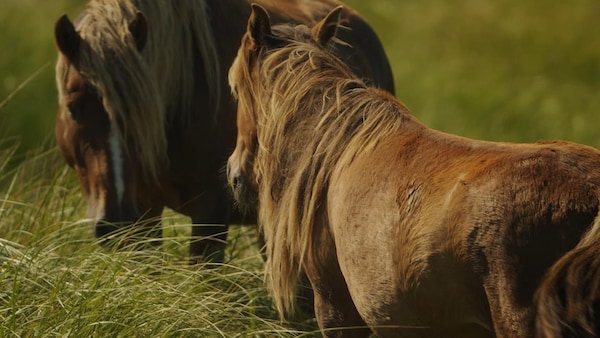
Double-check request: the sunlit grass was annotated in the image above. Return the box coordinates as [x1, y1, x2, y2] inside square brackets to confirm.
[0, 239, 307, 337]
[0, 148, 318, 337]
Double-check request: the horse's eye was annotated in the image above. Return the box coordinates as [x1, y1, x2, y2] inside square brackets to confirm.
[66, 84, 82, 95]
[66, 101, 81, 121]
[66, 101, 75, 112]
[65, 84, 101, 123]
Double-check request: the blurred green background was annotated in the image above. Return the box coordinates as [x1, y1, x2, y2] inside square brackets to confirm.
[1, 0, 599, 157]
[1, 1, 84, 152]
[345, 0, 600, 146]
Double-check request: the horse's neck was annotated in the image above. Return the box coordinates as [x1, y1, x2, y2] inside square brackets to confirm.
[142, 1, 217, 119]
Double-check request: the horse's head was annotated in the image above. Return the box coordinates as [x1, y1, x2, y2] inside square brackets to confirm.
[226, 4, 343, 210]
[54, 11, 165, 240]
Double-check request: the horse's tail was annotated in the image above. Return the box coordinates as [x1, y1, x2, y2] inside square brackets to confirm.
[534, 218, 600, 337]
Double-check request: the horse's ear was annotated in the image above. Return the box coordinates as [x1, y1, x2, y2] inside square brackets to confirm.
[55, 14, 81, 59]
[128, 11, 148, 51]
[248, 4, 272, 45]
[313, 6, 343, 45]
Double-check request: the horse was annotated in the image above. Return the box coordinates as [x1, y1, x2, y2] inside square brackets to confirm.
[227, 5, 600, 337]
[53, 0, 394, 263]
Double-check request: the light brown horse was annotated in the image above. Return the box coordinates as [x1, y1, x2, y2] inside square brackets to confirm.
[53, 0, 394, 263]
[227, 5, 600, 337]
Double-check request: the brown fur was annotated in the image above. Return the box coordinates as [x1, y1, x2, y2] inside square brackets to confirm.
[228, 5, 600, 337]
[53, 0, 394, 262]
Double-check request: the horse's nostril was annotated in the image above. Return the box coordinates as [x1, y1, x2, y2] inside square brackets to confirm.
[231, 176, 240, 189]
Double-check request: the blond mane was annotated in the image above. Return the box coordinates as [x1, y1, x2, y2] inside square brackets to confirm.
[231, 25, 413, 317]
[55, 0, 219, 182]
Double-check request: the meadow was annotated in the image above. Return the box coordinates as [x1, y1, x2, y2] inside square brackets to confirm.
[1, 0, 599, 336]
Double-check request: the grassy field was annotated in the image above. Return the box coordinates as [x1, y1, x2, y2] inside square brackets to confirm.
[1, 0, 600, 336]
[0, 148, 314, 336]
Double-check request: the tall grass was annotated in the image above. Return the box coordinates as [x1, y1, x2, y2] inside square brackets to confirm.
[0, 147, 318, 337]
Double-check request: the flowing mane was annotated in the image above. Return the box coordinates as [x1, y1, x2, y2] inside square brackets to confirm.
[55, 0, 219, 182]
[231, 23, 413, 315]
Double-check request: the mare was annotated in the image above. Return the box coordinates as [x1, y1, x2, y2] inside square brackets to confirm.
[227, 5, 600, 337]
[53, 0, 394, 263]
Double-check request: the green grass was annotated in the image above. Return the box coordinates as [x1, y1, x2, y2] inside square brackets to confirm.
[0, 147, 318, 337]
[1, 0, 600, 336]
[0, 143, 314, 336]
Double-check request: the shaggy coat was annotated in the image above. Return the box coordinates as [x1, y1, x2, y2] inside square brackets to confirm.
[228, 5, 600, 337]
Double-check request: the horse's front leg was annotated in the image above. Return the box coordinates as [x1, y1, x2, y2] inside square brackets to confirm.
[188, 189, 233, 264]
[189, 223, 229, 264]
[305, 227, 370, 337]
[311, 285, 371, 338]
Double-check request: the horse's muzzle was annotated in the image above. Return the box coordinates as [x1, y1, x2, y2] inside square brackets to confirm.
[93, 219, 133, 248]
[226, 159, 240, 192]
[226, 160, 257, 211]
[92, 203, 145, 247]
[95, 221, 123, 239]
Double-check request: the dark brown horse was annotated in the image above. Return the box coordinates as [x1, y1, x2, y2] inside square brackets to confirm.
[227, 5, 600, 337]
[53, 0, 394, 263]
